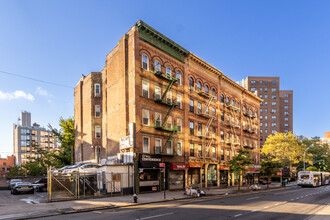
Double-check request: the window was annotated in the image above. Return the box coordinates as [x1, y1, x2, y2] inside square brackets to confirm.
[155, 138, 162, 154]
[189, 77, 194, 90]
[154, 85, 161, 100]
[143, 137, 150, 153]
[284, 112, 289, 116]
[251, 88, 256, 92]
[177, 118, 182, 133]
[272, 95, 276, 99]
[265, 108, 268, 113]
[190, 144, 195, 156]
[226, 150, 230, 160]
[221, 149, 224, 160]
[272, 81, 276, 85]
[212, 127, 216, 138]
[198, 145, 202, 157]
[260, 108, 263, 113]
[226, 97, 230, 104]
[155, 112, 162, 127]
[260, 116, 263, 120]
[259, 88, 263, 92]
[166, 140, 173, 154]
[272, 122, 276, 127]
[284, 93, 289, 97]
[284, 130, 289, 133]
[197, 81, 202, 91]
[271, 102, 276, 106]
[197, 123, 202, 136]
[154, 60, 161, 72]
[265, 101, 268, 106]
[260, 122, 263, 127]
[142, 54, 149, 70]
[177, 94, 182, 109]
[177, 141, 182, 156]
[176, 72, 182, 85]
[190, 99, 194, 112]
[265, 95, 268, 99]
[190, 122, 194, 135]
[166, 116, 172, 129]
[212, 107, 216, 116]
[260, 95, 263, 98]
[284, 100, 288, 103]
[95, 126, 101, 138]
[212, 147, 216, 158]
[166, 91, 172, 104]
[272, 88, 276, 92]
[212, 88, 216, 97]
[265, 81, 268, 85]
[94, 84, 101, 97]
[205, 85, 209, 94]
[271, 108, 276, 113]
[221, 94, 224, 104]
[272, 116, 276, 120]
[272, 130, 276, 134]
[260, 130, 263, 134]
[285, 123, 289, 127]
[265, 88, 268, 92]
[166, 66, 171, 76]
[260, 102, 263, 106]
[142, 109, 149, 126]
[251, 80, 256, 84]
[95, 105, 101, 118]
[142, 81, 149, 98]
[265, 129, 268, 134]
[284, 105, 289, 109]
[197, 102, 202, 114]
[284, 117, 289, 121]
[265, 116, 268, 120]
[221, 112, 224, 122]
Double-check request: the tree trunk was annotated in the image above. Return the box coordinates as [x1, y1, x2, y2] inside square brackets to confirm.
[238, 173, 240, 191]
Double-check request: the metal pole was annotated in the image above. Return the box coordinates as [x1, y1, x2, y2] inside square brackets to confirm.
[303, 151, 306, 171]
[164, 167, 166, 200]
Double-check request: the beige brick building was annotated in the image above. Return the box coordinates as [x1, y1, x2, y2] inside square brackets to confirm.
[243, 77, 293, 147]
[74, 21, 262, 193]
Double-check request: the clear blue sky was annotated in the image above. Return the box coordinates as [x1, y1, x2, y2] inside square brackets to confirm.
[1, 0, 329, 156]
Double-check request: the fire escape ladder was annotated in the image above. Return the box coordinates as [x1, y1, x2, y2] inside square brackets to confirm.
[161, 130, 177, 154]
[160, 78, 177, 101]
[162, 104, 176, 128]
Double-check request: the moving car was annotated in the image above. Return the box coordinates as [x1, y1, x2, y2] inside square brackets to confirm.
[33, 178, 47, 192]
[11, 182, 34, 194]
[8, 179, 22, 189]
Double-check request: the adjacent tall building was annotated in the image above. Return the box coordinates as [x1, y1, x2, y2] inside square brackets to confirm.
[242, 77, 293, 146]
[320, 132, 330, 145]
[75, 21, 262, 192]
[13, 111, 57, 166]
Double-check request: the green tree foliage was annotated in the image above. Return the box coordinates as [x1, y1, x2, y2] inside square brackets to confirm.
[306, 166, 318, 171]
[228, 150, 253, 190]
[259, 155, 281, 189]
[261, 132, 302, 170]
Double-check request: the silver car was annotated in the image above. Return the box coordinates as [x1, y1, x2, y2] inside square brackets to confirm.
[8, 179, 22, 189]
[11, 182, 34, 194]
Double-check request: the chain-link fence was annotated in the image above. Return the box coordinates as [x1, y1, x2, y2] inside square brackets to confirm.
[47, 168, 133, 202]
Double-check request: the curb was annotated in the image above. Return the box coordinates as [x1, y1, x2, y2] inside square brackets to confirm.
[6, 185, 298, 220]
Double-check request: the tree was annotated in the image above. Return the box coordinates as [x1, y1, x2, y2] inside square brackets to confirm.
[259, 155, 281, 189]
[228, 149, 253, 190]
[48, 117, 75, 166]
[306, 166, 318, 171]
[261, 132, 303, 174]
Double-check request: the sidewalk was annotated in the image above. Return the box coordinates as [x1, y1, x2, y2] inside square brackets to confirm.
[0, 182, 297, 220]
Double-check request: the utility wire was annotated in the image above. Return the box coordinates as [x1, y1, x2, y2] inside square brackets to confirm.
[0, 70, 74, 89]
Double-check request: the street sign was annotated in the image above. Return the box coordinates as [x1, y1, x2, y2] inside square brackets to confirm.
[159, 163, 165, 167]
[120, 136, 131, 150]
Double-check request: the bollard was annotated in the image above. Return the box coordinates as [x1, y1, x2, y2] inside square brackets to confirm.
[133, 193, 138, 203]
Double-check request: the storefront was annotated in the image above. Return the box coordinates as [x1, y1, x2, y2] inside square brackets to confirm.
[188, 163, 203, 187]
[207, 164, 217, 186]
[139, 154, 162, 192]
[244, 165, 261, 185]
[220, 165, 229, 186]
[169, 163, 188, 190]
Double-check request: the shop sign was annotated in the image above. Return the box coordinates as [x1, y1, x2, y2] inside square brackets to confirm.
[249, 165, 261, 169]
[159, 163, 165, 167]
[139, 168, 144, 173]
[120, 136, 132, 150]
[152, 186, 158, 191]
[141, 154, 161, 162]
[170, 163, 188, 170]
[189, 163, 203, 168]
[219, 166, 230, 170]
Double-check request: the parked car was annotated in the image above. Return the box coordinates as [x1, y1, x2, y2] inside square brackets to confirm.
[11, 182, 34, 195]
[52, 165, 71, 175]
[8, 179, 22, 189]
[61, 165, 79, 176]
[64, 164, 101, 176]
[33, 178, 47, 192]
[259, 178, 271, 185]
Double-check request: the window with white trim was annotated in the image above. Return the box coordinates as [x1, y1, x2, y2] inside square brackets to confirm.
[155, 138, 162, 154]
[177, 141, 182, 156]
[166, 140, 173, 154]
[95, 105, 101, 118]
[166, 66, 171, 76]
[177, 118, 182, 133]
[154, 60, 161, 72]
[142, 81, 149, 98]
[166, 116, 172, 129]
[177, 94, 182, 109]
[94, 84, 101, 97]
[95, 126, 101, 138]
[142, 54, 149, 70]
[284, 105, 289, 109]
[143, 137, 150, 153]
[272, 122, 276, 127]
[155, 112, 162, 127]
[142, 109, 149, 126]
[154, 85, 161, 100]
[176, 72, 182, 85]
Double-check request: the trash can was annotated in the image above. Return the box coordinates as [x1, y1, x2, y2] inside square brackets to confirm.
[281, 180, 286, 187]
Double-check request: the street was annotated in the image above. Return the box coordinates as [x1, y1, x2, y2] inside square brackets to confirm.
[37, 185, 330, 220]
[0, 189, 47, 206]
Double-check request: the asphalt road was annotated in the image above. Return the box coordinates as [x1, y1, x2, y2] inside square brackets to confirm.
[0, 189, 47, 206]
[39, 185, 330, 220]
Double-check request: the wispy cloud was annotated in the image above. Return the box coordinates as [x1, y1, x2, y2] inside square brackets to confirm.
[0, 90, 34, 101]
[36, 87, 48, 96]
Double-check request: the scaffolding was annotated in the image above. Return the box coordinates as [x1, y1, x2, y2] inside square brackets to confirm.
[152, 70, 178, 156]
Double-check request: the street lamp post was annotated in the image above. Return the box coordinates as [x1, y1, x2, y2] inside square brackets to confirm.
[303, 144, 314, 171]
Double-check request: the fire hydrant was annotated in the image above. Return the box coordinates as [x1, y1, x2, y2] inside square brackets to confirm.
[133, 194, 138, 203]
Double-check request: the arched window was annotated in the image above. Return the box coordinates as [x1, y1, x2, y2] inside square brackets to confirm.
[236, 102, 239, 109]
[154, 60, 161, 72]
[231, 99, 235, 106]
[221, 94, 224, 104]
[166, 66, 171, 76]
[205, 85, 209, 94]
[189, 77, 194, 90]
[197, 81, 202, 91]
[249, 109, 252, 116]
[226, 97, 229, 104]
[243, 106, 246, 114]
[212, 88, 216, 96]
[176, 72, 182, 85]
[142, 54, 149, 70]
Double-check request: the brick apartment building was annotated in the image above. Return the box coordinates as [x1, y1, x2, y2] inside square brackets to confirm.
[0, 155, 15, 177]
[243, 77, 293, 146]
[75, 21, 262, 193]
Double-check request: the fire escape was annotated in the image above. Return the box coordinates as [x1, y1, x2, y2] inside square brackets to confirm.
[225, 101, 240, 154]
[153, 70, 178, 155]
[242, 108, 255, 150]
